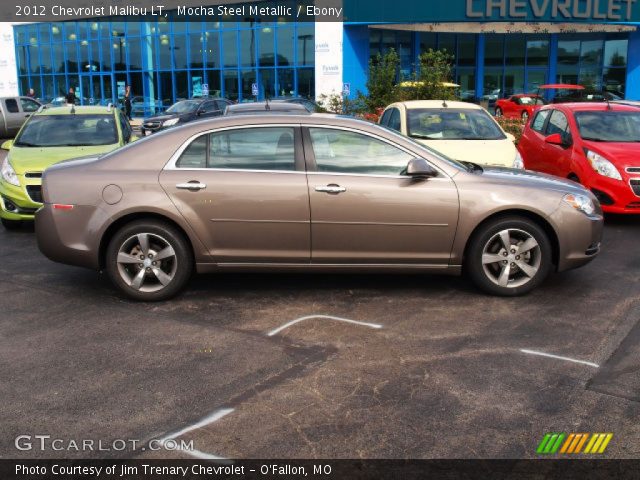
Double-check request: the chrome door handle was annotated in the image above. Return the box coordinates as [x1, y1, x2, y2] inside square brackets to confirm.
[315, 185, 346, 194]
[176, 182, 207, 191]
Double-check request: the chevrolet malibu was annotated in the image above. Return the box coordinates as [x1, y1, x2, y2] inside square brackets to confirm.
[36, 114, 603, 301]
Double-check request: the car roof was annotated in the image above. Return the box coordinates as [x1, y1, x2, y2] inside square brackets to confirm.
[225, 102, 310, 114]
[36, 105, 116, 116]
[540, 102, 640, 112]
[389, 100, 484, 110]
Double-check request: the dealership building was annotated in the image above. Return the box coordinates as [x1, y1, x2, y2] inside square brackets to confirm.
[3, 0, 640, 111]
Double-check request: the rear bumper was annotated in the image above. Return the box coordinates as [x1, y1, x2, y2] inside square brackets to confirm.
[35, 203, 102, 270]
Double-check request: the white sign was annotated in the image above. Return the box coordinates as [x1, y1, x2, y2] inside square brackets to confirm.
[342, 83, 350, 96]
[202, 83, 209, 96]
[251, 83, 259, 97]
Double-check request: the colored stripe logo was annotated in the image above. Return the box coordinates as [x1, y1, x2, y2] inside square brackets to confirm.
[537, 433, 613, 455]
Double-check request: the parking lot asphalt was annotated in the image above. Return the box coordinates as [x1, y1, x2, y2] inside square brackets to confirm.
[1, 154, 639, 460]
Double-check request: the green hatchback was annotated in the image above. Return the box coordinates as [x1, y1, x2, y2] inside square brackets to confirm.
[0, 105, 136, 229]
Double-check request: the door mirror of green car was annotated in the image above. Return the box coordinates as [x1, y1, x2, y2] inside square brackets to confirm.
[1, 140, 13, 150]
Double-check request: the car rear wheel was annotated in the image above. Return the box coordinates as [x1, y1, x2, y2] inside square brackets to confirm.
[1, 218, 23, 230]
[105, 220, 193, 301]
[465, 217, 552, 296]
[495, 107, 503, 117]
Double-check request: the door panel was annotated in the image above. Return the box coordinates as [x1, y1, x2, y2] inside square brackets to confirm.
[304, 127, 459, 265]
[309, 174, 459, 264]
[159, 126, 311, 263]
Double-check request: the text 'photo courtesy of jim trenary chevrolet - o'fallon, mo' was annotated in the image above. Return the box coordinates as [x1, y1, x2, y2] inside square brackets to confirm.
[1, 0, 640, 479]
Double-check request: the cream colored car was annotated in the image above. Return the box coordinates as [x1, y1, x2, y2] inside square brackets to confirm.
[380, 100, 523, 169]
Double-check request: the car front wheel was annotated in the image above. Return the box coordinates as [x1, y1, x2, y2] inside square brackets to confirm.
[465, 217, 552, 296]
[105, 220, 193, 301]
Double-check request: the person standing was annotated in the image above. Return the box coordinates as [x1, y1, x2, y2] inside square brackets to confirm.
[124, 85, 132, 120]
[27, 88, 36, 98]
[65, 87, 76, 105]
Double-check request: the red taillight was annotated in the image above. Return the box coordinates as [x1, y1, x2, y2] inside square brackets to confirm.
[53, 204, 74, 210]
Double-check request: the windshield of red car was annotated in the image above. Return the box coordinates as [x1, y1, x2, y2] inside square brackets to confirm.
[407, 108, 506, 141]
[14, 114, 118, 147]
[575, 111, 640, 143]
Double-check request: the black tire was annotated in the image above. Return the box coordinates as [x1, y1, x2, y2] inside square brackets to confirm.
[1, 218, 22, 230]
[465, 217, 552, 296]
[105, 220, 193, 301]
[495, 108, 503, 117]
[568, 173, 580, 183]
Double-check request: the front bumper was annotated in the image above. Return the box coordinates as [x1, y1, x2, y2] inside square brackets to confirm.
[0, 179, 42, 221]
[550, 202, 604, 272]
[585, 173, 640, 214]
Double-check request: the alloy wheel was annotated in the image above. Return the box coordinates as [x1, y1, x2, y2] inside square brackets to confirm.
[116, 233, 177, 293]
[481, 228, 541, 288]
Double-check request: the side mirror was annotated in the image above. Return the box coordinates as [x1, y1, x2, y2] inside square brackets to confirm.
[545, 133, 565, 146]
[1, 140, 13, 150]
[406, 158, 438, 179]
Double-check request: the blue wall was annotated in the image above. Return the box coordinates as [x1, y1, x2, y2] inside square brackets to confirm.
[626, 29, 640, 100]
[343, 25, 369, 99]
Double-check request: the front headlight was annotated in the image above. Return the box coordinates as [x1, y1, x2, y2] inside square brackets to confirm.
[563, 193, 596, 216]
[163, 118, 180, 127]
[513, 151, 524, 169]
[0, 157, 20, 186]
[585, 150, 622, 180]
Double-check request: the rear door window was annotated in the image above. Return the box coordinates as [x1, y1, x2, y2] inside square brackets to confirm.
[388, 108, 401, 131]
[545, 110, 572, 143]
[5, 99, 19, 113]
[531, 110, 550, 133]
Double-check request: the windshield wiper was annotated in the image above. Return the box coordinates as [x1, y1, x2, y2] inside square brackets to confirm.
[14, 141, 39, 147]
[461, 161, 484, 173]
[409, 134, 442, 140]
[581, 137, 607, 142]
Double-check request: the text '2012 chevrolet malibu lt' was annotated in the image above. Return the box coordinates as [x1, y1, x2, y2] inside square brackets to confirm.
[35, 114, 603, 301]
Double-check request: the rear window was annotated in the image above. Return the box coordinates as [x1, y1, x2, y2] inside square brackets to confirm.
[15, 114, 118, 147]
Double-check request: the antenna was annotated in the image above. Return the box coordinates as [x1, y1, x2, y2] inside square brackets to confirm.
[265, 94, 270, 111]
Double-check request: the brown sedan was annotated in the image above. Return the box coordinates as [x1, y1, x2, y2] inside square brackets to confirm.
[35, 114, 603, 301]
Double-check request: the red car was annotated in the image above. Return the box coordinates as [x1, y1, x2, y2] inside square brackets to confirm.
[518, 102, 640, 214]
[495, 94, 546, 120]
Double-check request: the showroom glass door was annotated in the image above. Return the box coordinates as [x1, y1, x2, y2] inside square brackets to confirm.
[79, 73, 115, 106]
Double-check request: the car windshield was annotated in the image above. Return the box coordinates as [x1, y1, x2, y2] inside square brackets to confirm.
[575, 111, 640, 142]
[518, 96, 545, 105]
[406, 108, 506, 141]
[14, 114, 118, 147]
[166, 101, 199, 114]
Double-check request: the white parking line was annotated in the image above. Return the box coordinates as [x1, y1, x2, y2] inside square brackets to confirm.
[520, 349, 599, 368]
[267, 315, 383, 337]
[157, 408, 234, 461]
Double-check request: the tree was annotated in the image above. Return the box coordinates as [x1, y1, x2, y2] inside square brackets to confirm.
[398, 48, 456, 102]
[361, 49, 400, 112]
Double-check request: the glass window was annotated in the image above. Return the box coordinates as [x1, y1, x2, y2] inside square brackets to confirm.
[79, 41, 91, 72]
[380, 109, 392, 126]
[239, 29, 256, 68]
[258, 68, 276, 99]
[241, 70, 255, 100]
[65, 42, 79, 73]
[204, 31, 220, 68]
[176, 135, 207, 168]
[603, 68, 625, 97]
[209, 127, 296, 171]
[438, 33, 456, 56]
[276, 27, 294, 66]
[223, 70, 238, 100]
[457, 35, 476, 67]
[504, 68, 524, 96]
[20, 97, 40, 112]
[526, 39, 549, 66]
[531, 110, 550, 133]
[99, 39, 112, 72]
[158, 35, 172, 70]
[173, 35, 188, 70]
[406, 108, 505, 141]
[38, 24, 51, 44]
[259, 26, 275, 66]
[15, 114, 118, 147]
[297, 24, 314, 66]
[389, 108, 401, 131]
[222, 30, 238, 67]
[484, 36, 504, 66]
[28, 46, 39, 74]
[580, 40, 603, 66]
[277, 68, 294, 96]
[309, 128, 413, 175]
[127, 37, 142, 70]
[604, 39, 627, 67]
[40, 44, 53, 74]
[17, 46, 28, 75]
[189, 33, 204, 68]
[297, 68, 314, 98]
[545, 110, 571, 142]
[418, 32, 437, 54]
[4, 99, 19, 113]
[205, 70, 222, 97]
[558, 40, 580, 65]
[506, 36, 525, 65]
